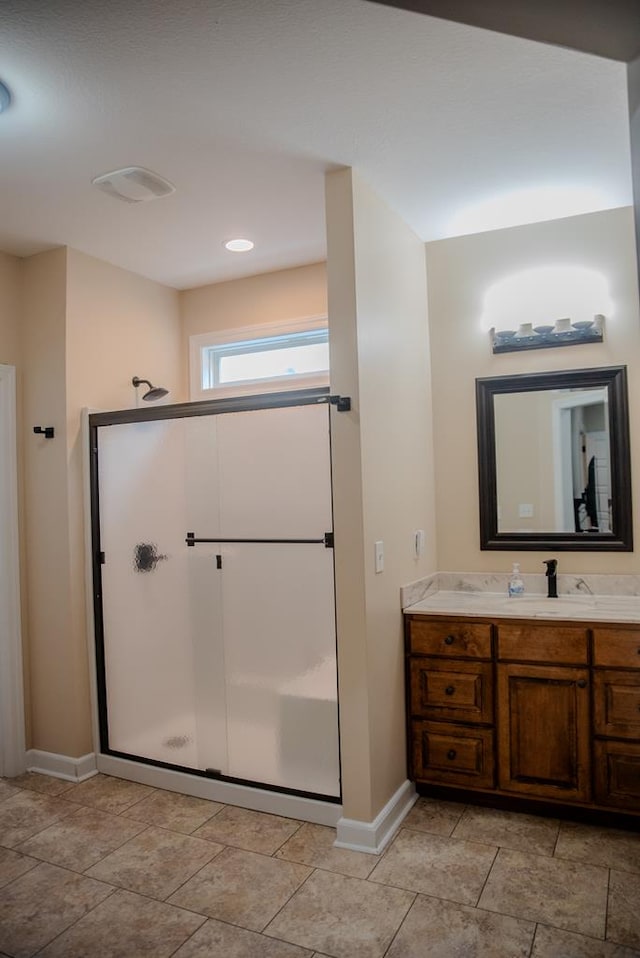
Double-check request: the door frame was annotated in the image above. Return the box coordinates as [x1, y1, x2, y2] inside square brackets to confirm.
[552, 387, 608, 532]
[0, 364, 26, 777]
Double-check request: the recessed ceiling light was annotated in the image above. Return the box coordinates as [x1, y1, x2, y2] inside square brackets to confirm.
[0, 80, 11, 114]
[224, 238, 254, 252]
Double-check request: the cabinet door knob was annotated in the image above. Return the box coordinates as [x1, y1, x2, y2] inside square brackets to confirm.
[444, 635, 455, 646]
[446, 749, 457, 760]
[577, 679, 587, 689]
[445, 686, 455, 696]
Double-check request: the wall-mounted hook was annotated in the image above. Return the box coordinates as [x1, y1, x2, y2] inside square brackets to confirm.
[33, 426, 55, 439]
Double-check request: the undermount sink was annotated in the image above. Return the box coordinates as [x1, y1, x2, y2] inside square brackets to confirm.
[497, 595, 596, 614]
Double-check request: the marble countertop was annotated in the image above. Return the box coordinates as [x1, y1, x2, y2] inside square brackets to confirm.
[404, 591, 640, 623]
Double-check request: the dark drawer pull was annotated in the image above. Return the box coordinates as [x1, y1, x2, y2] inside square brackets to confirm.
[445, 686, 455, 696]
[444, 635, 455, 646]
[577, 679, 588, 689]
[446, 749, 457, 760]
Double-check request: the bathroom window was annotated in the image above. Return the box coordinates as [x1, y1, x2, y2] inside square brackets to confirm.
[189, 317, 329, 400]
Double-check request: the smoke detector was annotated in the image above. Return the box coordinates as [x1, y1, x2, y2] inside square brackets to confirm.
[92, 167, 175, 204]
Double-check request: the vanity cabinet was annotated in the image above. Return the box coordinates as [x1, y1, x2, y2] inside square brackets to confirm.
[497, 663, 591, 801]
[405, 613, 640, 818]
[496, 621, 591, 802]
[592, 628, 640, 809]
[408, 620, 495, 790]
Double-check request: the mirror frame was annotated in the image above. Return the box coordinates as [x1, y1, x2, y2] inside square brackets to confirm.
[476, 365, 633, 551]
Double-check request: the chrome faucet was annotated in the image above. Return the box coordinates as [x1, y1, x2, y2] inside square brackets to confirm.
[544, 559, 558, 598]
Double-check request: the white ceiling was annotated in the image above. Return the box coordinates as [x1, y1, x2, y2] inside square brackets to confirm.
[0, 0, 632, 290]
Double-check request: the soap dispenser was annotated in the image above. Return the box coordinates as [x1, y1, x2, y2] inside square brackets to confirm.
[508, 562, 525, 597]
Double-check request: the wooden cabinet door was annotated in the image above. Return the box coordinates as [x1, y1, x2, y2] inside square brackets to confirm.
[594, 740, 640, 809]
[497, 663, 591, 802]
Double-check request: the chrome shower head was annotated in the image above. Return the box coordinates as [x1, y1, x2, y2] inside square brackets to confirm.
[132, 376, 169, 402]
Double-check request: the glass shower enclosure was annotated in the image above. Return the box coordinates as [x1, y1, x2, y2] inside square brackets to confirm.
[89, 388, 340, 800]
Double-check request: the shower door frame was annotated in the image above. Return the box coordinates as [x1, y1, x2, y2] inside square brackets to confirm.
[88, 385, 341, 807]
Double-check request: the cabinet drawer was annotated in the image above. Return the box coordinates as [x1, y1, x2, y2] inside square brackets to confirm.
[409, 619, 492, 659]
[593, 629, 640, 668]
[594, 670, 640, 738]
[594, 740, 640, 810]
[411, 720, 494, 788]
[497, 624, 588, 665]
[409, 659, 493, 723]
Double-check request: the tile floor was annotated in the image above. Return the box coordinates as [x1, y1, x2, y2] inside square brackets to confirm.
[0, 772, 639, 957]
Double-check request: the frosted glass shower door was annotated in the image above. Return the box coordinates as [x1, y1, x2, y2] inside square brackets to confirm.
[96, 416, 228, 773]
[94, 397, 339, 799]
[214, 403, 340, 797]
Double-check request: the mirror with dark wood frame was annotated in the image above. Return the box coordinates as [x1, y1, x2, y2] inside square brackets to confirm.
[476, 365, 633, 551]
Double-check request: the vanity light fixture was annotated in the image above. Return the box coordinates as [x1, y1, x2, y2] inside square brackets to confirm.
[224, 238, 254, 252]
[491, 314, 604, 354]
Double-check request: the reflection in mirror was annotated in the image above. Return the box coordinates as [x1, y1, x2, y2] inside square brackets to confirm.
[495, 387, 610, 534]
[476, 366, 632, 551]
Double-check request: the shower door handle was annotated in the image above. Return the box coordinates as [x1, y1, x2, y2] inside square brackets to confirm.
[134, 542, 168, 573]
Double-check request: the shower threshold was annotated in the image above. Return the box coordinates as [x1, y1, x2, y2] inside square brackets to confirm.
[96, 751, 342, 827]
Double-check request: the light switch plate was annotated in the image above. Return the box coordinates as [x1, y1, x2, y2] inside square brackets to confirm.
[375, 540, 384, 573]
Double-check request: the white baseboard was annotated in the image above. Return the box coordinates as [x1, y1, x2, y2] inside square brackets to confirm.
[97, 753, 342, 827]
[334, 779, 417, 854]
[25, 749, 98, 783]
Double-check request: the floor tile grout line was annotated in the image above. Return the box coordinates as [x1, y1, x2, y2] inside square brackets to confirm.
[448, 802, 469, 839]
[158, 840, 228, 905]
[0, 804, 82, 853]
[270, 820, 305, 857]
[550, 820, 562, 858]
[604, 865, 612, 944]
[15, 811, 152, 876]
[473, 844, 500, 908]
[164, 911, 209, 958]
[259, 863, 318, 936]
[380, 890, 418, 958]
[29, 883, 119, 957]
[79, 822, 157, 876]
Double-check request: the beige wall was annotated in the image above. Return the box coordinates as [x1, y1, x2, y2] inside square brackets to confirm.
[0, 251, 30, 743]
[494, 391, 556, 533]
[326, 169, 436, 820]
[21, 249, 78, 753]
[180, 262, 327, 390]
[0, 252, 21, 366]
[20, 248, 182, 757]
[426, 206, 640, 573]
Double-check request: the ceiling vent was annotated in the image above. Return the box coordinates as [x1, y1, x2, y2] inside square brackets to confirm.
[92, 167, 175, 204]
